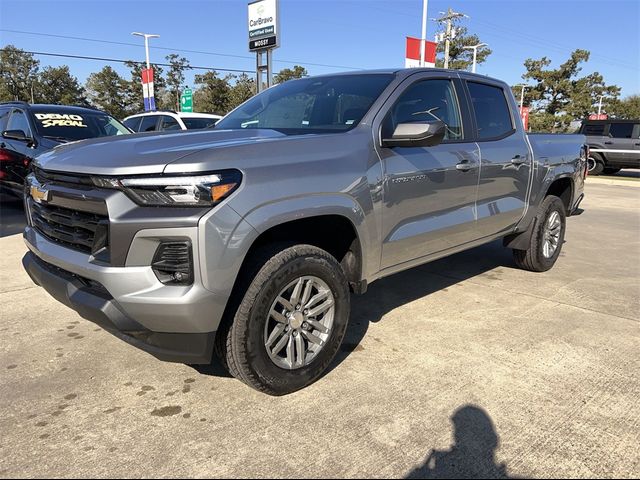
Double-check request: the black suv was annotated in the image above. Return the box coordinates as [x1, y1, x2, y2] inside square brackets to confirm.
[0, 102, 131, 197]
[580, 119, 640, 175]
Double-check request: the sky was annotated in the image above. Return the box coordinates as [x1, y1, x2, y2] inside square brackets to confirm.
[1, 0, 639, 100]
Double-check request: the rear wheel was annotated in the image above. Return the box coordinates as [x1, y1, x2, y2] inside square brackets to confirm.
[216, 244, 350, 396]
[513, 195, 566, 272]
[587, 154, 605, 175]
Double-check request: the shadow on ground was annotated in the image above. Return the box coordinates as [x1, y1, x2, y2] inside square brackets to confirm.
[330, 239, 516, 370]
[0, 195, 26, 238]
[406, 405, 512, 479]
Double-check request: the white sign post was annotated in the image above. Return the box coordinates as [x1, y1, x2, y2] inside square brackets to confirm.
[248, 0, 279, 92]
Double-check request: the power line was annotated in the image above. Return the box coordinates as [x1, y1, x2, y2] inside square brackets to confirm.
[0, 48, 256, 74]
[0, 29, 362, 71]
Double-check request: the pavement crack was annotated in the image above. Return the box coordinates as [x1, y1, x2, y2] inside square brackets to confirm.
[0, 285, 38, 295]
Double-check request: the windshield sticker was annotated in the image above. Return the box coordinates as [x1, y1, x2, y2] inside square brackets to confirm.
[34, 113, 88, 128]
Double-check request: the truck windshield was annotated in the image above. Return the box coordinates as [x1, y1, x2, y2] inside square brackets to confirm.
[31, 108, 131, 142]
[215, 74, 394, 134]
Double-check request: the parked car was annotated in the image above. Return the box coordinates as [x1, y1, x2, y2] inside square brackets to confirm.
[580, 119, 640, 175]
[22, 69, 587, 395]
[122, 111, 222, 132]
[0, 102, 131, 197]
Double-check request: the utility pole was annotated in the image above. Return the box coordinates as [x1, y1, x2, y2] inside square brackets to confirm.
[420, 0, 428, 67]
[131, 32, 160, 69]
[436, 8, 466, 69]
[462, 43, 487, 73]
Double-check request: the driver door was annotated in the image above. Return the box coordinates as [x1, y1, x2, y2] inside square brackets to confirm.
[375, 74, 481, 269]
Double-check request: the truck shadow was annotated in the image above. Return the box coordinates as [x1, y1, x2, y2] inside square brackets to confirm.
[0, 195, 27, 238]
[405, 404, 513, 479]
[331, 239, 515, 371]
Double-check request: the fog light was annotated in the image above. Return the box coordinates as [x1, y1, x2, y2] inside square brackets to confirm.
[151, 241, 193, 285]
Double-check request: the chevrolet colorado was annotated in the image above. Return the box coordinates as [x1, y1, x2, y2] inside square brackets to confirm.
[22, 69, 588, 395]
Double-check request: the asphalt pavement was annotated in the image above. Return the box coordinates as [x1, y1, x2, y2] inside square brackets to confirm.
[0, 178, 638, 478]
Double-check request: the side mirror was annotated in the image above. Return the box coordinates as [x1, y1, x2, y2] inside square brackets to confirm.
[2, 129, 31, 142]
[382, 120, 446, 148]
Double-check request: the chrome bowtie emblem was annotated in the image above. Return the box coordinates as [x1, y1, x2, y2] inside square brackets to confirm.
[30, 183, 50, 203]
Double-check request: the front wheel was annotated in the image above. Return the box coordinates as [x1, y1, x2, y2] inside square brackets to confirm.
[217, 244, 350, 396]
[513, 195, 566, 272]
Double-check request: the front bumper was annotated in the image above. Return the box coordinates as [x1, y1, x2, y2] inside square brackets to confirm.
[22, 250, 215, 364]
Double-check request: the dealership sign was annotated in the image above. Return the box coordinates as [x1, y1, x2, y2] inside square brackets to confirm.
[520, 106, 530, 131]
[588, 114, 608, 120]
[248, 0, 279, 51]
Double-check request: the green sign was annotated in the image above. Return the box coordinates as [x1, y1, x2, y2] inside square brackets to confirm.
[180, 88, 193, 112]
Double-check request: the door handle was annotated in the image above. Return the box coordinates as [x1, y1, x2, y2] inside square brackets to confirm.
[511, 155, 527, 165]
[456, 161, 473, 172]
[604, 141, 613, 145]
[635, 142, 640, 146]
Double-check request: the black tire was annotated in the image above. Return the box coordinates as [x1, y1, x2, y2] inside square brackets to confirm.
[587, 154, 605, 175]
[513, 195, 566, 272]
[603, 167, 621, 175]
[216, 244, 350, 396]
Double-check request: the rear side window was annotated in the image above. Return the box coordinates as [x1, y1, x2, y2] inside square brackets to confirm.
[582, 123, 605, 136]
[608, 123, 634, 139]
[138, 116, 159, 132]
[467, 82, 514, 140]
[182, 117, 217, 129]
[159, 115, 181, 131]
[123, 117, 142, 131]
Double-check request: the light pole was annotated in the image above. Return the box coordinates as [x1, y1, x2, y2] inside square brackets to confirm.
[515, 84, 528, 114]
[131, 32, 160, 69]
[419, 0, 428, 67]
[462, 43, 487, 73]
[597, 94, 605, 115]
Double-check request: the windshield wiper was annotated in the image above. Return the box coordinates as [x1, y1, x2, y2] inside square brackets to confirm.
[43, 135, 72, 143]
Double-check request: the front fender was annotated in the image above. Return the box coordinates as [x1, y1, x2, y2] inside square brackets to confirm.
[241, 194, 378, 280]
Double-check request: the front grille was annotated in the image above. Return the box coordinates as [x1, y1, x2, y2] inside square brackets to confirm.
[31, 201, 109, 254]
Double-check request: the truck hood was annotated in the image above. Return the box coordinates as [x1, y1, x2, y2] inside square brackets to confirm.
[34, 129, 286, 176]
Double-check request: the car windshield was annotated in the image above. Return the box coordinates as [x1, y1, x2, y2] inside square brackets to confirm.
[215, 74, 394, 135]
[31, 108, 131, 142]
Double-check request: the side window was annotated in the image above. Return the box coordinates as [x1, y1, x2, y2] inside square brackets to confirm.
[583, 123, 605, 136]
[159, 115, 181, 131]
[123, 117, 142, 132]
[139, 115, 159, 132]
[383, 79, 463, 141]
[467, 82, 514, 140]
[7, 109, 32, 136]
[608, 123, 634, 139]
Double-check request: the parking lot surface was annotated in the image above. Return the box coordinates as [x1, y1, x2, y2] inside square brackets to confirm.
[0, 180, 638, 478]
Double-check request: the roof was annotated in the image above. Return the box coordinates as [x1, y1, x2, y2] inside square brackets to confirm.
[0, 102, 110, 115]
[124, 111, 222, 119]
[291, 67, 504, 84]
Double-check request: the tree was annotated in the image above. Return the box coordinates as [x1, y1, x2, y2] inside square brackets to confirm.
[227, 73, 256, 111]
[434, 26, 492, 71]
[608, 95, 640, 119]
[0, 45, 40, 102]
[518, 49, 620, 132]
[123, 61, 166, 112]
[193, 71, 232, 114]
[33, 66, 88, 106]
[165, 54, 191, 111]
[85, 66, 130, 119]
[274, 65, 307, 84]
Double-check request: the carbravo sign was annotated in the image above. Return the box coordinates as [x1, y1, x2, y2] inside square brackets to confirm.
[248, 0, 279, 51]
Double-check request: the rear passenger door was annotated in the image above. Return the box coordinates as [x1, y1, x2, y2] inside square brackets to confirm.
[158, 115, 181, 131]
[465, 80, 532, 238]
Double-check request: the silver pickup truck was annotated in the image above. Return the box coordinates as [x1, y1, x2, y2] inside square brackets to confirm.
[22, 69, 587, 395]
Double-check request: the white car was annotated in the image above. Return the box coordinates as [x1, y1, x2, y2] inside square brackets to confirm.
[122, 111, 222, 132]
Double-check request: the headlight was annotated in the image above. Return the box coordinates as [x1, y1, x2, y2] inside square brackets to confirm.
[92, 170, 241, 207]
